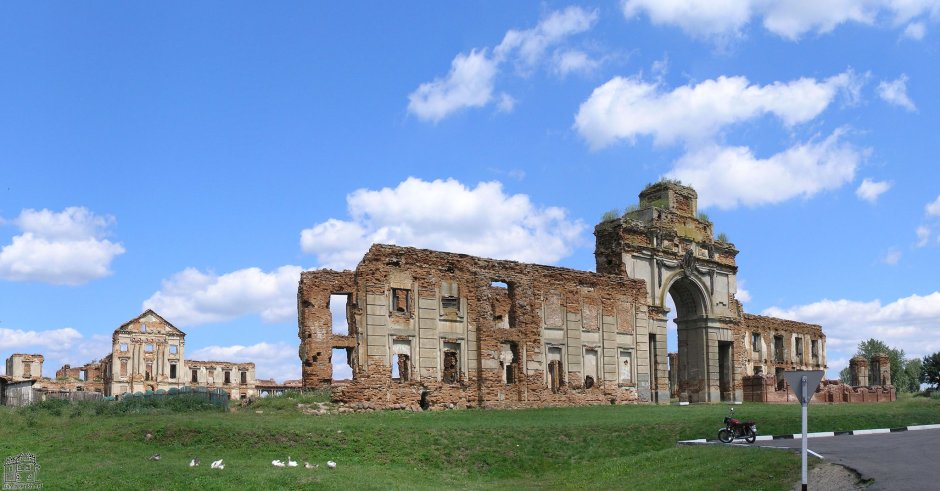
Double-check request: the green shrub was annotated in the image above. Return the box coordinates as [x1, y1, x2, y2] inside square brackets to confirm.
[716, 232, 729, 243]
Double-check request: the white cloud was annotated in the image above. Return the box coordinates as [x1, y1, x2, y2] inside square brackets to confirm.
[496, 7, 598, 67]
[0, 207, 125, 285]
[574, 71, 858, 149]
[408, 7, 597, 122]
[300, 177, 585, 270]
[407, 49, 499, 123]
[878, 74, 917, 111]
[142, 265, 303, 327]
[497, 93, 517, 113]
[915, 226, 931, 247]
[883, 248, 902, 264]
[0, 327, 82, 351]
[553, 49, 602, 77]
[622, 0, 940, 42]
[926, 194, 940, 216]
[764, 291, 940, 378]
[665, 130, 863, 209]
[903, 21, 927, 39]
[736, 280, 752, 303]
[856, 178, 892, 203]
[188, 342, 300, 382]
[622, 0, 753, 41]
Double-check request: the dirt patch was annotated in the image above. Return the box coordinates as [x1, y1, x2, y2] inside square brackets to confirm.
[793, 462, 870, 490]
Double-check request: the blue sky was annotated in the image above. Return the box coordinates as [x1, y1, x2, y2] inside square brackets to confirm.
[2, 2, 939, 382]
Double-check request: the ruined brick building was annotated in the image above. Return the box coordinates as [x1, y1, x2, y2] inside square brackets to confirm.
[3, 310, 258, 400]
[98, 310, 257, 399]
[298, 183, 831, 408]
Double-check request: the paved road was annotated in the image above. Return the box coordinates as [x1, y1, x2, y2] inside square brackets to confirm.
[754, 428, 940, 490]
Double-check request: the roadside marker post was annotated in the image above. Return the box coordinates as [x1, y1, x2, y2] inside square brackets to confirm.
[783, 370, 824, 491]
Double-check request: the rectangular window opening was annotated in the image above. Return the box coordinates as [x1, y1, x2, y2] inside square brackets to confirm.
[795, 337, 804, 362]
[191, 369, 198, 383]
[330, 294, 351, 335]
[391, 339, 412, 382]
[23, 362, 32, 378]
[773, 335, 784, 363]
[751, 332, 761, 353]
[240, 370, 247, 384]
[145, 344, 154, 353]
[332, 348, 352, 381]
[169, 345, 178, 355]
[224, 371, 231, 385]
[619, 350, 633, 385]
[120, 360, 128, 377]
[583, 348, 599, 388]
[500, 341, 519, 384]
[120, 343, 128, 352]
[145, 363, 153, 381]
[391, 289, 410, 314]
[442, 342, 460, 384]
[170, 363, 177, 379]
[547, 347, 564, 392]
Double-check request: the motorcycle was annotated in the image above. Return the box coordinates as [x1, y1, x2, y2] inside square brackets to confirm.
[718, 407, 757, 444]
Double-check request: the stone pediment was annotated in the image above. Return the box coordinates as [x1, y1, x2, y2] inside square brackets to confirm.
[115, 309, 185, 337]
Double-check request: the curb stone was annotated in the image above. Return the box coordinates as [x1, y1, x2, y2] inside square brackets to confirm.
[677, 423, 940, 445]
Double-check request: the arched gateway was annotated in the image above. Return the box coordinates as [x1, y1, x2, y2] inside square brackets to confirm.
[595, 182, 743, 403]
[298, 182, 826, 407]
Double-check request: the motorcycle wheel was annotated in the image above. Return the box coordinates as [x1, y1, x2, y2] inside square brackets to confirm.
[718, 428, 733, 443]
[745, 429, 756, 444]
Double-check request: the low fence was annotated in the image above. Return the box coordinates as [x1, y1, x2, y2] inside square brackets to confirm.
[37, 390, 104, 403]
[116, 387, 230, 408]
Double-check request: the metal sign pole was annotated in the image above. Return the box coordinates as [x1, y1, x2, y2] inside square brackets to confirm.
[801, 375, 808, 491]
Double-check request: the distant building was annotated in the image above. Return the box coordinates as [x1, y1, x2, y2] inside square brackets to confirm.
[5, 354, 44, 381]
[96, 310, 257, 399]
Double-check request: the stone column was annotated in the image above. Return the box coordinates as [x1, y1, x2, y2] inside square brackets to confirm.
[849, 355, 868, 386]
[872, 352, 891, 386]
[667, 352, 679, 398]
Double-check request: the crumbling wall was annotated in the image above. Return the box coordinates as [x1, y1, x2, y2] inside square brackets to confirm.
[308, 244, 648, 409]
[737, 314, 826, 378]
[743, 376, 896, 403]
[297, 270, 356, 387]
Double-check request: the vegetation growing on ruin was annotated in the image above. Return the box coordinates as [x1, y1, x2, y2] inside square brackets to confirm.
[643, 177, 684, 190]
[697, 212, 711, 224]
[2, 395, 938, 489]
[716, 232, 730, 243]
[599, 208, 621, 222]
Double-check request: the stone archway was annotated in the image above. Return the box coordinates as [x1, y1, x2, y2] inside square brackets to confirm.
[595, 181, 741, 403]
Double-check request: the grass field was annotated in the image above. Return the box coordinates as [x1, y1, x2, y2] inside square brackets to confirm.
[2, 393, 938, 490]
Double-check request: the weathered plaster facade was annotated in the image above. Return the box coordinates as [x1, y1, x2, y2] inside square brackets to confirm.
[299, 245, 648, 409]
[298, 183, 830, 407]
[4, 354, 43, 381]
[93, 310, 257, 398]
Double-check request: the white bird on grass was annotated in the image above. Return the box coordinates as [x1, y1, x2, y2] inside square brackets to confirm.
[189, 458, 200, 467]
[210, 459, 224, 469]
[287, 457, 298, 467]
[272, 459, 285, 467]
[327, 460, 336, 469]
[304, 462, 318, 469]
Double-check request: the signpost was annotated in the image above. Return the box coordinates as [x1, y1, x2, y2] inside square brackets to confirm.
[783, 370, 825, 491]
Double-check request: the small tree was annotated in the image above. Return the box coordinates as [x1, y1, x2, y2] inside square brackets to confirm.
[922, 352, 940, 389]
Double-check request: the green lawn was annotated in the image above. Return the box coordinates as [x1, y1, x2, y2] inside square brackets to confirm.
[2, 394, 938, 490]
